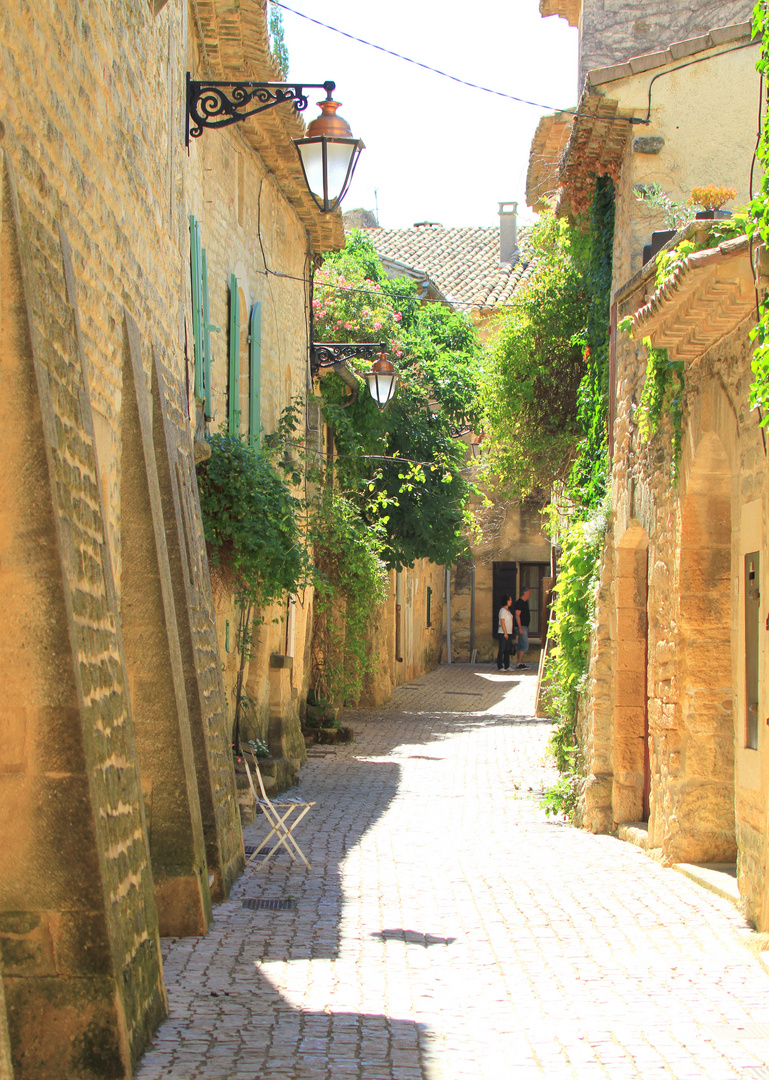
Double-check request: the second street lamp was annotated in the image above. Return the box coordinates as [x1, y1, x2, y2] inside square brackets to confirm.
[364, 354, 399, 411]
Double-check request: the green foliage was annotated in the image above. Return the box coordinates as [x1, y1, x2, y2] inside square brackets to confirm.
[196, 432, 309, 608]
[637, 340, 684, 482]
[268, 1, 289, 76]
[541, 506, 607, 818]
[480, 210, 588, 497]
[314, 231, 478, 569]
[634, 181, 695, 231]
[654, 211, 749, 288]
[310, 490, 390, 705]
[568, 175, 615, 506]
[749, 1, 769, 419]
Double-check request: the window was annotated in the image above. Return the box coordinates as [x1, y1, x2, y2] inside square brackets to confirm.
[189, 215, 213, 419]
[745, 552, 760, 750]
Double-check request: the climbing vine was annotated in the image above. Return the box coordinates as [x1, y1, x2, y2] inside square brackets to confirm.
[309, 490, 390, 706]
[197, 431, 310, 609]
[636, 340, 684, 481]
[750, 0, 769, 418]
[568, 175, 615, 507]
[541, 505, 607, 819]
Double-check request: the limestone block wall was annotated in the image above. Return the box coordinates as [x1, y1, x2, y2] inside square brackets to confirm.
[578, 0, 754, 88]
[0, 0, 250, 1072]
[359, 561, 446, 706]
[184, 40, 319, 775]
[582, 247, 769, 924]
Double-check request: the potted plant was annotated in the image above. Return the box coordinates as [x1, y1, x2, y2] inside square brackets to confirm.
[688, 184, 737, 220]
[635, 183, 695, 264]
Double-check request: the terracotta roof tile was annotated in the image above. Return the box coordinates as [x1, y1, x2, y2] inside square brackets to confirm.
[362, 224, 535, 312]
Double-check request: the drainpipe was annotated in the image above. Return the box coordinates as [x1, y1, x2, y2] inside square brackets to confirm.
[469, 561, 476, 663]
[446, 566, 452, 664]
[395, 570, 403, 663]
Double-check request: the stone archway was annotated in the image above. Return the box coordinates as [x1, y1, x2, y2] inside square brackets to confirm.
[612, 523, 650, 825]
[668, 432, 736, 863]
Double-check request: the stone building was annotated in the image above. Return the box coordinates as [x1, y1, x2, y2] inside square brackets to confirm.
[0, 0, 360, 1075]
[365, 206, 553, 664]
[528, 15, 769, 929]
[539, 0, 754, 91]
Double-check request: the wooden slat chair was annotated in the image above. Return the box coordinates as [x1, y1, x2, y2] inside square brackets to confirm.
[242, 757, 315, 870]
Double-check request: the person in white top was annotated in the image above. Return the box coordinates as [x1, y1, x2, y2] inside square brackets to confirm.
[497, 595, 514, 670]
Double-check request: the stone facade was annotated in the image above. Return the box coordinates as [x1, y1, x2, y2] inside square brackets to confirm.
[0, 0, 353, 1075]
[540, 0, 755, 90]
[536, 27, 769, 928]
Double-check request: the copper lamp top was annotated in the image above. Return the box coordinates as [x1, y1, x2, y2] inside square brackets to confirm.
[306, 99, 354, 139]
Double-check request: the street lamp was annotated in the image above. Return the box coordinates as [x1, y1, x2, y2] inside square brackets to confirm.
[186, 76, 364, 213]
[364, 354, 399, 411]
[294, 91, 365, 214]
[310, 344, 399, 411]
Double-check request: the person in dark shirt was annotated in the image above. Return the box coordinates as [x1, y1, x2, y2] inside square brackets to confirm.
[513, 588, 531, 669]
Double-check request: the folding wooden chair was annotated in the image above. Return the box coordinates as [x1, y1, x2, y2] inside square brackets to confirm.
[242, 757, 315, 870]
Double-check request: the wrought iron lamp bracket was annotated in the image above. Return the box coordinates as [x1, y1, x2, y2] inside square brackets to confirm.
[310, 342, 385, 378]
[186, 74, 336, 145]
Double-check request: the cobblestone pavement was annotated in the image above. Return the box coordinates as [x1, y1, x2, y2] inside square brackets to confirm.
[136, 664, 769, 1080]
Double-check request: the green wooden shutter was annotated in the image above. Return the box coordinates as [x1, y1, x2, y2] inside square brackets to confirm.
[201, 248, 213, 420]
[189, 215, 204, 401]
[228, 274, 241, 435]
[249, 302, 262, 448]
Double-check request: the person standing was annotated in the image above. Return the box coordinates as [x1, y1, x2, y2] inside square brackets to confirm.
[497, 595, 514, 670]
[514, 587, 531, 669]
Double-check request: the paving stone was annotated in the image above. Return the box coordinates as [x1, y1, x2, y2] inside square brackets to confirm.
[135, 664, 769, 1079]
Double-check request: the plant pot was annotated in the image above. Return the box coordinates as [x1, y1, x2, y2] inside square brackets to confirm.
[695, 209, 731, 219]
[644, 229, 676, 265]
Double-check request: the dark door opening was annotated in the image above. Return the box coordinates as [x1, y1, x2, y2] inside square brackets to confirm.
[519, 562, 551, 640]
[492, 562, 517, 636]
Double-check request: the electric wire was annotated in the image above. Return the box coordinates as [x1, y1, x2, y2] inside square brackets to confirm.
[271, 0, 646, 125]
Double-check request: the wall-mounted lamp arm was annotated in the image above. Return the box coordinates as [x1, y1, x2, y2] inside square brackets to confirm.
[186, 73, 335, 145]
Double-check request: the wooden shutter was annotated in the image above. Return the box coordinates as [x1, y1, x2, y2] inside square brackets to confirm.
[201, 248, 213, 420]
[228, 274, 241, 435]
[189, 215, 204, 402]
[249, 302, 262, 448]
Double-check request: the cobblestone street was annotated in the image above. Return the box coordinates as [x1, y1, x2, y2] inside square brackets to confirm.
[136, 665, 769, 1080]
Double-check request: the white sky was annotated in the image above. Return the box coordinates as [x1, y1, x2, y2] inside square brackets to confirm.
[281, 0, 578, 229]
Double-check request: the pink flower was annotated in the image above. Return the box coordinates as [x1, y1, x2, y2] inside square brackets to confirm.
[373, 321, 382, 330]
[344, 322, 353, 330]
[394, 312, 402, 322]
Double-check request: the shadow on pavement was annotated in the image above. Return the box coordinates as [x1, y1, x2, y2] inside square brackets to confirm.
[136, 668, 546, 1079]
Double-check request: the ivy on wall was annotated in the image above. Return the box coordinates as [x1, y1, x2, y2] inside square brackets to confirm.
[569, 175, 615, 507]
[750, 0, 769, 418]
[637, 339, 684, 481]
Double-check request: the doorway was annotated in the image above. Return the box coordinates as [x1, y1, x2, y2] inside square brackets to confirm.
[519, 562, 551, 640]
[492, 562, 517, 636]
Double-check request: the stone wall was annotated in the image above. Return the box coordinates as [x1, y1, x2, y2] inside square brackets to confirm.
[578, 1, 754, 87]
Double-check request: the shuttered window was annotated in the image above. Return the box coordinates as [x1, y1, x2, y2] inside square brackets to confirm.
[228, 274, 241, 435]
[249, 303, 262, 447]
[189, 214, 215, 420]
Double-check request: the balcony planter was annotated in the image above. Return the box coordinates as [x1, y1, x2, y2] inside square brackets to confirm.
[642, 229, 676, 266]
[695, 209, 732, 220]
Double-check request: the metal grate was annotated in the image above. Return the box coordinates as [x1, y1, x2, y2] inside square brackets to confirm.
[242, 897, 296, 911]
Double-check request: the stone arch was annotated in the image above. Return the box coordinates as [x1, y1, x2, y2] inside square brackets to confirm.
[669, 431, 736, 863]
[612, 521, 650, 825]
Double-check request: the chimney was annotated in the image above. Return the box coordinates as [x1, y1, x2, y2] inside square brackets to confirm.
[498, 201, 518, 264]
